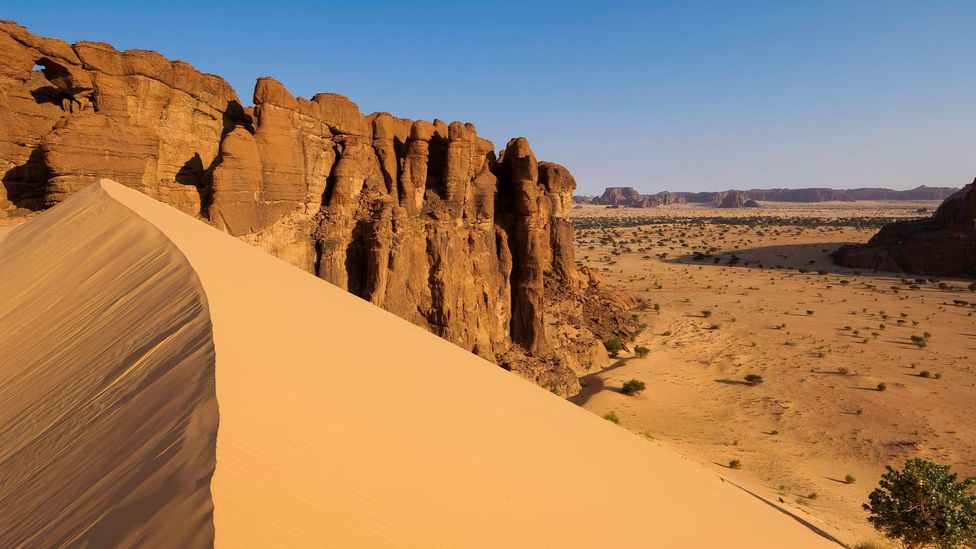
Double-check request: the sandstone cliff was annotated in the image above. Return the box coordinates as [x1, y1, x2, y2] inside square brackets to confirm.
[833, 179, 976, 277]
[0, 20, 635, 395]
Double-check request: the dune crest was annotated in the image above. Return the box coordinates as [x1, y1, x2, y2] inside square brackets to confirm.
[0, 184, 217, 547]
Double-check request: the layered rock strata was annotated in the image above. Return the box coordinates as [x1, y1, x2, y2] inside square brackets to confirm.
[0, 20, 634, 395]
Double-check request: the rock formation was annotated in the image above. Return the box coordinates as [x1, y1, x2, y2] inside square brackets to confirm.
[593, 187, 686, 207]
[743, 199, 760, 208]
[715, 191, 747, 208]
[833, 180, 976, 277]
[846, 185, 960, 201]
[0, 20, 636, 395]
[584, 186, 959, 207]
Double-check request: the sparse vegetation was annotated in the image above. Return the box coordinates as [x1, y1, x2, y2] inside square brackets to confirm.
[728, 459, 742, 470]
[603, 411, 620, 424]
[845, 474, 856, 484]
[744, 374, 764, 386]
[634, 345, 650, 358]
[877, 382, 887, 392]
[621, 379, 646, 396]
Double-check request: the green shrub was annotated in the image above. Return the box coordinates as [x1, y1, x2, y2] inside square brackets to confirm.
[744, 374, 764, 386]
[603, 411, 620, 424]
[729, 459, 742, 470]
[621, 379, 646, 396]
[845, 474, 856, 484]
[877, 382, 887, 392]
[864, 458, 976, 549]
[634, 345, 650, 358]
[604, 338, 624, 358]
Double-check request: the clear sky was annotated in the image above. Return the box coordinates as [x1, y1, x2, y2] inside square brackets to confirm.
[5, 1, 974, 194]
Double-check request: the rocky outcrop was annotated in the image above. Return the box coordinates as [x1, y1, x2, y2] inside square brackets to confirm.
[833, 180, 976, 278]
[0, 20, 635, 395]
[592, 187, 686, 207]
[715, 191, 747, 208]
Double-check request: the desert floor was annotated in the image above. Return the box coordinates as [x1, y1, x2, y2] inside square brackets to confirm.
[571, 201, 976, 546]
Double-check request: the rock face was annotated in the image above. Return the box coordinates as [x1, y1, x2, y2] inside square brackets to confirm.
[833, 180, 976, 278]
[0, 20, 636, 395]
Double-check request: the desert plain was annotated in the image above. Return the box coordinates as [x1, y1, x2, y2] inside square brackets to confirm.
[571, 200, 976, 545]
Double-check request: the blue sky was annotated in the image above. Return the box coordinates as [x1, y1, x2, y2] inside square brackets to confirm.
[5, 1, 974, 193]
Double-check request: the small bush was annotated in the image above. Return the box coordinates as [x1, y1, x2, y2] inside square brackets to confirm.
[877, 382, 887, 392]
[604, 338, 624, 358]
[838, 367, 850, 375]
[621, 379, 646, 396]
[845, 474, 856, 484]
[729, 459, 742, 470]
[634, 345, 650, 358]
[702, 309, 713, 318]
[744, 374, 764, 386]
[920, 370, 931, 378]
[603, 411, 620, 424]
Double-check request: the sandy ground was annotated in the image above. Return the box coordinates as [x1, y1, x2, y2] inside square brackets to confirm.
[0, 181, 839, 547]
[571, 201, 976, 546]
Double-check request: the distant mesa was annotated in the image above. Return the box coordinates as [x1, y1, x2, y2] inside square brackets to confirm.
[581, 185, 960, 208]
[833, 179, 976, 278]
[592, 186, 686, 207]
[715, 191, 748, 208]
[0, 19, 636, 396]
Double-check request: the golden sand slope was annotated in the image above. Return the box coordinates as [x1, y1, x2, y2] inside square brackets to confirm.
[0, 184, 216, 547]
[1, 181, 838, 547]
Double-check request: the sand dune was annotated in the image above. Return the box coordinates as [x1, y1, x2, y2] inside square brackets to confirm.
[0, 180, 837, 547]
[0, 184, 216, 547]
